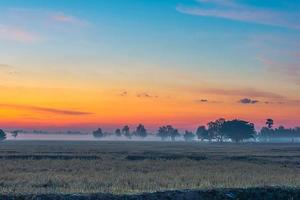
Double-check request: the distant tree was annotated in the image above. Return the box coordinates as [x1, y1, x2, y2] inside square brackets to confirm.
[157, 126, 168, 141]
[167, 125, 180, 141]
[0, 129, 6, 141]
[11, 130, 19, 138]
[122, 125, 131, 139]
[135, 124, 147, 137]
[220, 120, 255, 143]
[277, 125, 285, 132]
[266, 119, 274, 129]
[93, 128, 104, 138]
[207, 118, 226, 142]
[184, 131, 195, 142]
[258, 125, 300, 142]
[196, 126, 208, 141]
[259, 127, 273, 142]
[115, 129, 121, 137]
[156, 125, 180, 141]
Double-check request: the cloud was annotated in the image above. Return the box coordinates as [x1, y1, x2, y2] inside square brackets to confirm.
[119, 91, 128, 97]
[0, 104, 92, 115]
[177, 0, 300, 29]
[202, 88, 285, 99]
[137, 92, 158, 98]
[5, 8, 88, 26]
[0, 8, 89, 43]
[0, 64, 18, 75]
[0, 24, 37, 43]
[195, 99, 208, 103]
[0, 64, 13, 69]
[51, 12, 88, 26]
[239, 98, 259, 104]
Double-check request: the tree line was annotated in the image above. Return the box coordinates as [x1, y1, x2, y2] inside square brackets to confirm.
[90, 118, 300, 143]
[1, 118, 299, 143]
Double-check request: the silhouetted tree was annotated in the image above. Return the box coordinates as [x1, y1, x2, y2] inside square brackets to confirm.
[266, 119, 274, 129]
[184, 131, 195, 141]
[135, 124, 147, 137]
[0, 129, 6, 141]
[115, 129, 121, 137]
[220, 120, 255, 143]
[207, 118, 226, 142]
[93, 128, 104, 138]
[122, 125, 131, 139]
[196, 126, 208, 141]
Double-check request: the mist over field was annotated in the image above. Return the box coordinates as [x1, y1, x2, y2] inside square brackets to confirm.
[3, 132, 300, 143]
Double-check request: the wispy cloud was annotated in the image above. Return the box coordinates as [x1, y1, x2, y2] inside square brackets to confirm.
[202, 88, 285, 99]
[0, 24, 38, 43]
[0, 64, 18, 75]
[51, 12, 88, 26]
[0, 8, 89, 43]
[0, 104, 92, 115]
[177, 0, 300, 29]
[259, 57, 300, 85]
[0, 64, 13, 69]
[5, 8, 88, 26]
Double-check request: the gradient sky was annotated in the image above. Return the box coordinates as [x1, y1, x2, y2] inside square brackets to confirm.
[0, 0, 300, 132]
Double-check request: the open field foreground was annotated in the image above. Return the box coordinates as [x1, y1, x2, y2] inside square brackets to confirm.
[0, 141, 299, 196]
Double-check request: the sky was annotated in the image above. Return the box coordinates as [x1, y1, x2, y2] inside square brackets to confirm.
[0, 0, 299, 132]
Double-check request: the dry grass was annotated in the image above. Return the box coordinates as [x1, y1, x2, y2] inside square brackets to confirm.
[0, 141, 299, 194]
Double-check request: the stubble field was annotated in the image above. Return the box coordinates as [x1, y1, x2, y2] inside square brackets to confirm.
[0, 141, 299, 195]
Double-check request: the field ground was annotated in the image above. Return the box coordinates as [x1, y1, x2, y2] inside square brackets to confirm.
[0, 141, 299, 194]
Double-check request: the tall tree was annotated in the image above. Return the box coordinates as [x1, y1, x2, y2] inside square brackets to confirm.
[0, 129, 6, 141]
[220, 120, 255, 143]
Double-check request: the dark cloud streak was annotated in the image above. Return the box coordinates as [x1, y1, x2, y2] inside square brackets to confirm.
[137, 93, 158, 98]
[239, 98, 259, 104]
[0, 104, 92, 115]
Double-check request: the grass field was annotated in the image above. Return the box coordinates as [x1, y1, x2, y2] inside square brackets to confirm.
[0, 141, 299, 194]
